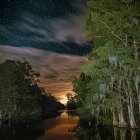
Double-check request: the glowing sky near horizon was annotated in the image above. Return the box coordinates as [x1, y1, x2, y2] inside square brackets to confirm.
[0, 0, 91, 104]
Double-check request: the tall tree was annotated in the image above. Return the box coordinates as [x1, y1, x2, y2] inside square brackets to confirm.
[0, 59, 42, 120]
[74, 0, 140, 128]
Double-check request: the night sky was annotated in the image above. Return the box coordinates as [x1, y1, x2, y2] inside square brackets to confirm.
[0, 0, 91, 104]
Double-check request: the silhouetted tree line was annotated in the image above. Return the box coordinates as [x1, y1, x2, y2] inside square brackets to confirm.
[0, 59, 65, 125]
[66, 92, 78, 110]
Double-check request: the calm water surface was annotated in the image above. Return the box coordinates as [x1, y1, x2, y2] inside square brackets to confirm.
[0, 110, 79, 140]
[0, 110, 140, 140]
[37, 110, 78, 140]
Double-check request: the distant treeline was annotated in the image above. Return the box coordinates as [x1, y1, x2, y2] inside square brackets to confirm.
[0, 59, 65, 124]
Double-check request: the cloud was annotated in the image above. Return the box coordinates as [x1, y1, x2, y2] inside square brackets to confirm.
[0, 0, 90, 104]
[0, 11, 88, 45]
[0, 45, 88, 104]
[0, 1, 88, 46]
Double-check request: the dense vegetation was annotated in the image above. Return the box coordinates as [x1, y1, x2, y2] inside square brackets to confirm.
[73, 0, 140, 128]
[0, 59, 65, 124]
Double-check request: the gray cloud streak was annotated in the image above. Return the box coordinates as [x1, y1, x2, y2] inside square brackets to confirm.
[0, 6, 88, 45]
[19, 9, 88, 44]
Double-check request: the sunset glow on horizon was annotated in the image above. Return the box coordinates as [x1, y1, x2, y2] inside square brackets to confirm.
[0, 0, 91, 105]
[0, 45, 89, 104]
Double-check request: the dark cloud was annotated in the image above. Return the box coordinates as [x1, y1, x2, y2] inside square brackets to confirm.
[0, 0, 88, 44]
[0, 10, 87, 44]
[0, 0, 91, 55]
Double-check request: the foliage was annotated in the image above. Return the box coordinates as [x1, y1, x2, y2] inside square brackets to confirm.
[0, 59, 42, 120]
[73, 0, 140, 128]
[66, 92, 78, 110]
[0, 59, 65, 123]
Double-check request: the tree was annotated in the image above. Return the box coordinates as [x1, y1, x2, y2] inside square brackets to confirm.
[72, 73, 92, 119]
[0, 59, 42, 121]
[66, 92, 78, 110]
[0, 59, 66, 124]
[74, 0, 140, 128]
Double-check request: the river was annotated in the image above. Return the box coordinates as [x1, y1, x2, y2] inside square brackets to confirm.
[0, 110, 79, 140]
[36, 110, 78, 140]
[0, 110, 140, 140]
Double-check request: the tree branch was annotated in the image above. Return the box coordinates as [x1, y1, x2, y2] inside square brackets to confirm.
[101, 21, 127, 47]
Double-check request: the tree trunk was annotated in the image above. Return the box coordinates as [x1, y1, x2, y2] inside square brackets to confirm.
[97, 106, 100, 117]
[113, 110, 118, 126]
[118, 78, 127, 127]
[119, 128, 127, 140]
[135, 75, 140, 115]
[113, 127, 119, 140]
[131, 129, 136, 140]
[118, 102, 127, 127]
[0, 120, 1, 127]
[0, 111, 2, 120]
[138, 92, 140, 115]
[127, 91, 137, 128]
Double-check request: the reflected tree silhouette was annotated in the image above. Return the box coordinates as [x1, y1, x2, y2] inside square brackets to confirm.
[75, 119, 140, 140]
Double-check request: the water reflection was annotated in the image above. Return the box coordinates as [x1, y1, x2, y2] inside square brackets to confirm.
[0, 111, 140, 140]
[38, 110, 79, 140]
[0, 110, 79, 140]
[76, 119, 140, 140]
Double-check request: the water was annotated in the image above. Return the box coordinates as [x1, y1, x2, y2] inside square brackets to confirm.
[76, 121, 140, 140]
[36, 110, 78, 140]
[0, 110, 140, 140]
[0, 110, 79, 140]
